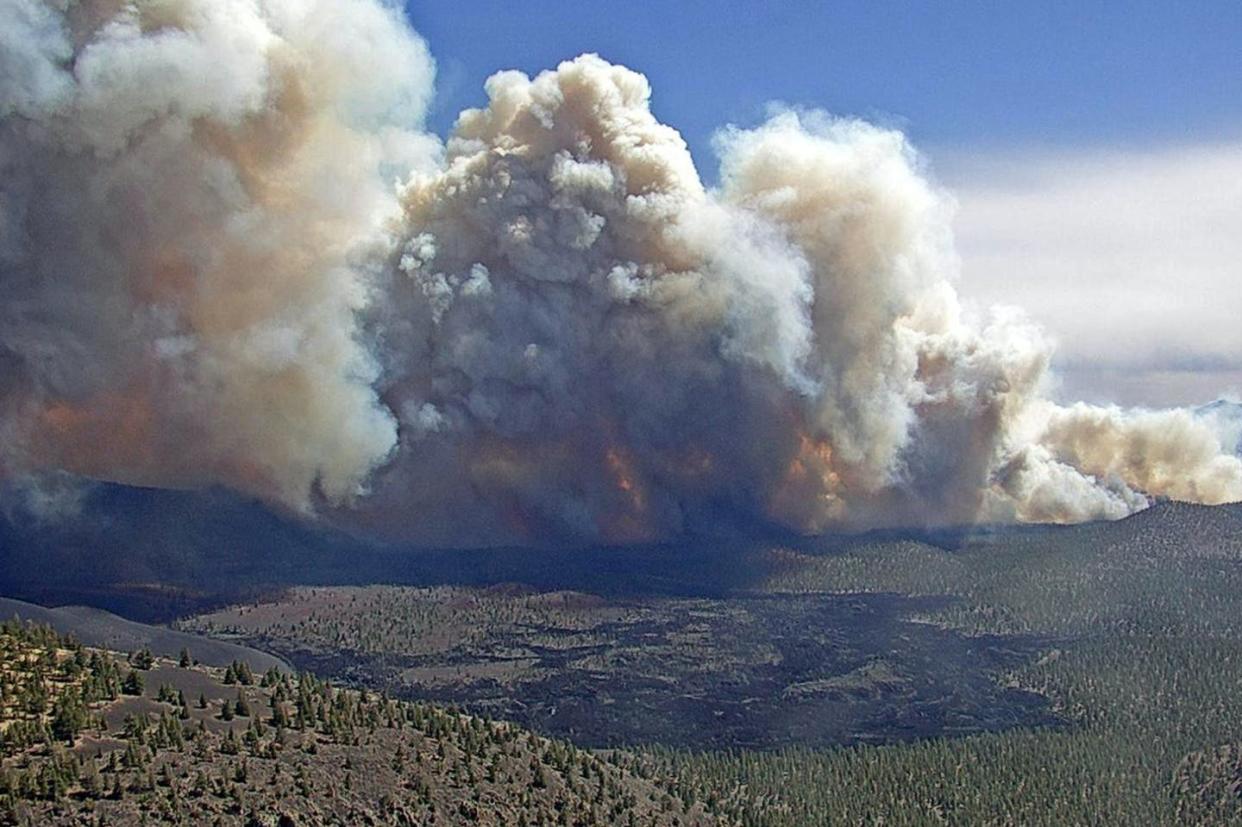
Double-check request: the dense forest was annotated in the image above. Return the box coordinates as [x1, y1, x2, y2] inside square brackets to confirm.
[651, 503, 1242, 824]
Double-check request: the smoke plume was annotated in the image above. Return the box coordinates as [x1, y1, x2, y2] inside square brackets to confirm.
[1, 0, 434, 506]
[2, 1, 1240, 544]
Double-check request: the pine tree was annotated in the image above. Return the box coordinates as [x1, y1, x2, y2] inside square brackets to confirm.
[50, 689, 85, 743]
[121, 670, 144, 696]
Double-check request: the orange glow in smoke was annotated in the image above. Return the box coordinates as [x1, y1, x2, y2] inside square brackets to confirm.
[801, 432, 835, 467]
[768, 430, 846, 531]
[453, 432, 663, 544]
[40, 402, 91, 434]
[676, 447, 715, 477]
[605, 446, 645, 512]
[37, 391, 158, 478]
[601, 444, 657, 543]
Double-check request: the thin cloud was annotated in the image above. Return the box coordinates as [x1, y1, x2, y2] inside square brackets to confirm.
[943, 142, 1242, 407]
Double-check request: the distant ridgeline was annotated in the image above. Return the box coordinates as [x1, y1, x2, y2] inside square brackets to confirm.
[2, 472, 1241, 623]
[0, 479, 370, 621]
[0, 474, 847, 621]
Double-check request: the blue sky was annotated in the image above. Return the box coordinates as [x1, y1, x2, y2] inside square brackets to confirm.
[406, 1, 1242, 170]
[402, 1, 1242, 407]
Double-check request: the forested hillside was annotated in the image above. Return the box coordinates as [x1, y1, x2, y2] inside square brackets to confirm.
[654, 502, 1242, 824]
[0, 621, 713, 826]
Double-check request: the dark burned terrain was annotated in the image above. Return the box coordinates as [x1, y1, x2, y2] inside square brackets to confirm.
[7, 482, 1242, 823]
[182, 587, 1054, 751]
[1, 479, 1059, 751]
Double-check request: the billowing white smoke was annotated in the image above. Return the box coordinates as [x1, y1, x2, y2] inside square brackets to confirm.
[2, 3, 1239, 544]
[359, 56, 1242, 542]
[0, 0, 435, 506]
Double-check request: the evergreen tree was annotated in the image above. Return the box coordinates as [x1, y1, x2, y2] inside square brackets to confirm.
[121, 670, 144, 696]
[50, 689, 85, 743]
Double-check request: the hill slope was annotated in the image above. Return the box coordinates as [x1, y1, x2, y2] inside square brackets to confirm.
[0, 597, 287, 674]
[0, 621, 714, 826]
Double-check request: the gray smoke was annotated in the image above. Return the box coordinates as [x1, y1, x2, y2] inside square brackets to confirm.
[2, 2, 1239, 545]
